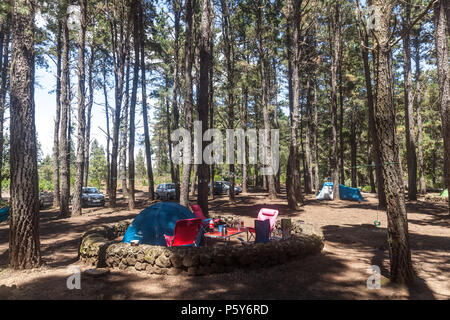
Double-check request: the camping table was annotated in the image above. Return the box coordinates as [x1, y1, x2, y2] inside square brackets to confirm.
[203, 227, 249, 245]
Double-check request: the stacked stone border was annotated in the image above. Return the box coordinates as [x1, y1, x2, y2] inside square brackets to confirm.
[79, 215, 324, 276]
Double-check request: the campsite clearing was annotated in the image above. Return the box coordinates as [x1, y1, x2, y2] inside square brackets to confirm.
[0, 189, 449, 299]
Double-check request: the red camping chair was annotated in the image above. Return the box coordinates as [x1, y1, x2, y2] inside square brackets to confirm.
[164, 218, 203, 247]
[248, 208, 279, 241]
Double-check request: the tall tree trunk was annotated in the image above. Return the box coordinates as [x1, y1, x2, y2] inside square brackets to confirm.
[304, 72, 313, 194]
[84, 44, 95, 188]
[103, 62, 111, 193]
[350, 105, 357, 188]
[339, 58, 345, 185]
[414, 27, 426, 195]
[59, 7, 71, 218]
[128, 2, 140, 210]
[209, 37, 215, 199]
[109, 1, 130, 207]
[329, 3, 340, 198]
[120, 49, 130, 199]
[221, 0, 236, 202]
[403, 0, 418, 201]
[313, 78, 320, 193]
[72, 0, 88, 216]
[356, 7, 386, 206]
[256, 0, 276, 198]
[52, 15, 62, 207]
[241, 77, 248, 194]
[286, 0, 303, 209]
[373, 0, 415, 284]
[197, 0, 212, 216]
[139, 0, 154, 200]
[180, 0, 194, 207]
[272, 58, 281, 194]
[433, 0, 450, 214]
[171, 0, 181, 201]
[9, 0, 41, 269]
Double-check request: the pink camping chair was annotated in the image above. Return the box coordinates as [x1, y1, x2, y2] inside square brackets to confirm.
[164, 218, 203, 247]
[248, 208, 279, 241]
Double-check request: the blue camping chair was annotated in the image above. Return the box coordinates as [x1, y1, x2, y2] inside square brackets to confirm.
[255, 219, 270, 244]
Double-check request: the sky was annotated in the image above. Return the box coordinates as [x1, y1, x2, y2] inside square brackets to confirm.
[35, 64, 109, 157]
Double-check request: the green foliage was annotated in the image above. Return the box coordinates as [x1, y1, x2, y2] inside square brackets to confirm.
[88, 139, 107, 189]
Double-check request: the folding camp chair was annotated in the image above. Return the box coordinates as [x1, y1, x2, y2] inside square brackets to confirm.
[247, 208, 279, 241]
[164, 218, 203, 247]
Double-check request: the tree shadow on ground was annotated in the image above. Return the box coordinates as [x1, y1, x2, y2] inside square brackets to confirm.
[321, 223, 449, 299]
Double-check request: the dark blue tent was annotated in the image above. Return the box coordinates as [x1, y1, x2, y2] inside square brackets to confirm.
[0, 206, 9, 223]
[339, 184, 366, 202]
[122, 202, 196, 246]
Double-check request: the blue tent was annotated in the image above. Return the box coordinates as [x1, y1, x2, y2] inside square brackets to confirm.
[0, 206, 10, 223]
[339, 184, 366, 202]
[316, 182, 334, 200]
[122, 202, 196, 246]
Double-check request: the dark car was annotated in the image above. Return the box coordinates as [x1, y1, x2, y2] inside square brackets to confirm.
[209, 181, 242, 195]
[155, 183, 176, 200]
[81, 187, 105, 207]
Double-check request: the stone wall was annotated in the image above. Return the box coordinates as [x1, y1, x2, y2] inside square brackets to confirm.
[79, 216, 324, 276]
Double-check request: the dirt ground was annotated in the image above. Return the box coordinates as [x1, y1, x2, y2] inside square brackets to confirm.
[0, 189, 449, 300]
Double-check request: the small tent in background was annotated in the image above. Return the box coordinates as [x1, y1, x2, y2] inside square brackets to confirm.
[441, 189, 448, 198]
[316, 182, 334, 200]
[122, 202, 196, 246]
[339, 184, 366, 202]
[0, 206, 10, 223]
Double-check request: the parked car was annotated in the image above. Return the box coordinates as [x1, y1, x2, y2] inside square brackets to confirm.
[81, 187, 105, 207]
[209, 181, 242, 195]
[155, 183, 176, 200]
[221, 181, 242, 195]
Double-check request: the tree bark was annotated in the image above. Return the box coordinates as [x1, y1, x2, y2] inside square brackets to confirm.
[102, 62, 111, 193]
[9, 0, 41, 269]
[120, 47, 130, 200]
[109, 0, 130, 207]
[221, 0, 236, 202]
[72, 0, 88, 216]
[59, 6, 71, 218]
[433, 0, 450, 214]
[356, 8, 386, 206]
[373, 0, 415, 284]
[305, 71, 314, 194]
[180, 0, 194, 207]
[285, 0, 303, 209]
[171, 0, 181, 201]
[329, 2, 340, 198]
[139, 0, 154, 200]
[402, 0, 418, 201]
[256, 0, 276, 199]
[84, 43, 95, 188]
[313, 78, 320, 193]
[209, 36, 215, 199]
[52, 14, 62, 207]
[128, 1, 140, 210]
[414, 27, 426, 195]
[197, 0, 212, 216]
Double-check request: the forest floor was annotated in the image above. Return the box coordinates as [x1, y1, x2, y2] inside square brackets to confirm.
[0, 189, 449, 300]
